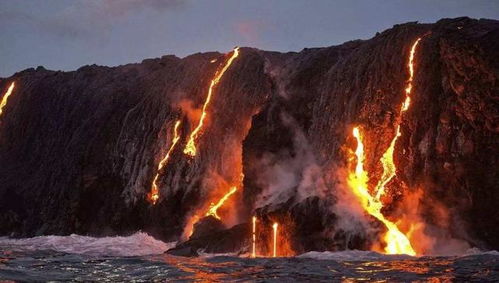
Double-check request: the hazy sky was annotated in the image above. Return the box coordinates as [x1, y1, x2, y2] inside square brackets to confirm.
[0, 0, 497, 76]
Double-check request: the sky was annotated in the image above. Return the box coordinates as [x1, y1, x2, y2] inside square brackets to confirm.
[0, 0, 497, 77]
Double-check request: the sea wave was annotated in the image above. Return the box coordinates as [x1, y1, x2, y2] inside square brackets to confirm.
[462, 248, 499, 257]
[198, 251, 239, 258]
[297, 249, 499, 261]
[298, 250, 413, 261]
[0, 232, 174, 257]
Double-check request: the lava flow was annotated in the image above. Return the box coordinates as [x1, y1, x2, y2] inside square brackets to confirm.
[347, 38, 423, 256]
[183, 47, 240, 157]
[0, 82, 15, 117]
[182, 186, 238, 239]
[272, 223, 278, 257]
[374, 37, 422, 200]
[349, 127, 416, 255]
[205, 186, 238, 220]
[252, 216, 257, 258]
[148, 120, 182, 204]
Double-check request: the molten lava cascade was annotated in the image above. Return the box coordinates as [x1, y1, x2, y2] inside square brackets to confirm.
[182, 186, 238, 240]
[346, 38, 423, 256]
[0, 82, 15, 117]
[148, 120, 182, 204]
[183, 47, 240, 157]
[272, 223, 278, 257]
[205, 186, 238, 220]
[349, 128, 416, 255]
[252, 216, 257, 258]
[374, 38, 422, 199]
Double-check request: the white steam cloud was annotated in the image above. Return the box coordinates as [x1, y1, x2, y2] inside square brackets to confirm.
[254, 112, 326, 209]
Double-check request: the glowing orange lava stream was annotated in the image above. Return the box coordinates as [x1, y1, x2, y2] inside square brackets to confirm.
[272, 223, 278, 257]
[205, 186, 238, 220]
[374, 37, 422, 200]
[252, 216, 257, 258]
[148, 120, 182, 204]
[347, 38, 423, 256]
[183, 186, 238, 239]
[183, 47, 240, 157]
[349, 128, 416, 255]
[0, 82, 15, 117]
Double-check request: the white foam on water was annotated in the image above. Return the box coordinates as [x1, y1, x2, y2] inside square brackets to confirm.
[0, 232, 175, 257]
[462, 248, 499, 257]
[198, 251, 239, 258]
[297, 250, 413, 261]
[298, 249, 499, 261]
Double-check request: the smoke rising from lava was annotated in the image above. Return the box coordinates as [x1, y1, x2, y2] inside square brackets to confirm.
[253, 112, 326, 210]
[397, 188, 472, 255]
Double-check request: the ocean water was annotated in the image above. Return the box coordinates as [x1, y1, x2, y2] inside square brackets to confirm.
[0, 233, 498, 282]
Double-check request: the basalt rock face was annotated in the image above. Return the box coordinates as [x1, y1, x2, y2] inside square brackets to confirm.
[0, 49, 271, 241]
[0, 18, 498, 252]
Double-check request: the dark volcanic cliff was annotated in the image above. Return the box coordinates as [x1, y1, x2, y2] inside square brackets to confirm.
[0, 18, 498, 253]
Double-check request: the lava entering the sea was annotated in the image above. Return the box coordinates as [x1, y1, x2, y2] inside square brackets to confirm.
[183, 47, 240, 157]
[272, 222, 278, 257]
[148, 120, 182, 204]
[252, 217, 258, 258]
[349, 127, 416, 255]
[346, 37, 423, 256]
[0, 82, 15, 117]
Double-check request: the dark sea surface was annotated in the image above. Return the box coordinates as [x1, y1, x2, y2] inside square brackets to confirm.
[0, 233, 498, 282]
